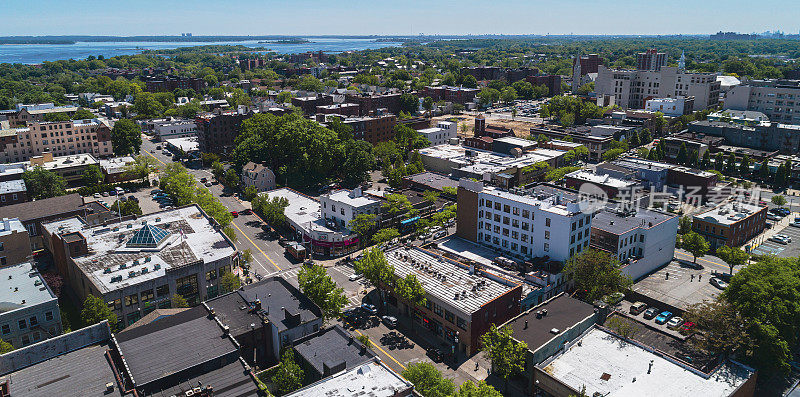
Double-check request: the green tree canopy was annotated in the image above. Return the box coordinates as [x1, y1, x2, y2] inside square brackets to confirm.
[80, 295, 117, 327]
[298, 265, 348, 321]
[372, 227, 400, 245]
[564, 249, 632, 302]
[402, 362, 455, 397]
[82, 164, 104, 187]
[72, 107, 95, 120]
[681, 232, 709, 264]
[271, 349, 304, 396]
[22, 166, 67, 199]
[110, 118, 142, 155]
[480, 324, 528, 391]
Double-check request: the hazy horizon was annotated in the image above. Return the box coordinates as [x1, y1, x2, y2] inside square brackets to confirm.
[3, 0, 798, 37]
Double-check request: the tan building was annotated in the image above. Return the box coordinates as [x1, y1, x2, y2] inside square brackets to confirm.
[595, 65, 720, 110]
[692, 202, 767, 250]
[0, 118, 113, 163]
[0, 218, 32, 267]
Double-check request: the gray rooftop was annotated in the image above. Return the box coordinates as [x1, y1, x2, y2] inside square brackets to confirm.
[0, 193, 84, 223]
[0, 263, 56, 314]
[285, 358, 412, 397]
[404, 171, 459, 192]
[293, 325, 375, 377]
[238, 277, 322, 332]
[592, 208, 677, 235]
[504, 294, 595, 351]
[386, 246, 518, 316]
[0, 179, 26, 194]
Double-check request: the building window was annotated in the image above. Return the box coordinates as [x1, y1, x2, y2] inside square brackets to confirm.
[521, 222, 529, 231]
[18, 319, 26, 330]
[125, 293, 139, 307]
[521, 233, 528, 242]
[45, 311, 54, 321]
[545, 231, 550, 240]
[444, 310, 455, 323]
[141, 289, 154, 302]
[457, 316, 467, 330]
[546, 218, 551, 227]
[22, 335, 30, 346]
[1, 324, 9, 335]
[29, 316, 38, 327]
[544, 243, 550, 252]
[107, 299, 121, 311]
[206, 269, 217, 281]
[503, 205, 510, 213]
[522, 209, 530, 218]
[157, 284, 170, 296]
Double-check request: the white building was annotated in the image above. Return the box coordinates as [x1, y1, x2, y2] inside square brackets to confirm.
[319, 187, 381, 229]
[595, 65, 720, 110]
[590, 208, 678, 280]
[0, 262, 62, 348]
[241, 162, 276, 192]
[644, 96, 690, 116]
[285, 358, 413, 397]
[457, 179, 592, 262]
[723, 79, 800, 125]
[152, 118, 197, 141]
[417, 121, 457, 146]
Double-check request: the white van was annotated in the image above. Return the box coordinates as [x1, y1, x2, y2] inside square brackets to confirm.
[115, 187, 125, 196]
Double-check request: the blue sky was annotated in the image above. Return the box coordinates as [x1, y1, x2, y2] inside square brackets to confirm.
[2, 0, 798, 36]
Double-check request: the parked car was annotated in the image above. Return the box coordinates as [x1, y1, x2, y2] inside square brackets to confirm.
[348, 273, 363, 282]
[767, 213, 783, 221]
[680, 321, 696, 333]
[361, 303, 378, 315]
[629, 302, 648, 315]
[230, 211, 238, 218]
[770, 235, 790, 244]
[654, 311, 673, 324]
[205, 181, 213, 187]
[241, 208, 252, 215]
[101, 191, 109, 197]
[200, 177, 208, 183]
[710, 277, 729, 290]
[790, 217, 800, 227]
[667, 316, 684, 329]
[381, 315, 398, 328]
[643, 307, 659, 319]
[778, 234, 792, 243]
[433, 230, 447, 239]
[156, 145, 162, 150]
[93, 193, 101, 198]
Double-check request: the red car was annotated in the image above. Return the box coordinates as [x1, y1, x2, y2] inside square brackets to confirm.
[230, 211, 238, 217]
[680, 321, 696, 333]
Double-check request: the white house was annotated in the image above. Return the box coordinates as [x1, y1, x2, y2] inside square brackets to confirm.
[241, 162, 276, 192]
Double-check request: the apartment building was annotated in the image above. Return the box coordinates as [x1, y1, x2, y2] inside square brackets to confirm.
[590, 208, 678, 280]
[341, 113, 397, 145]
[0, 218, 32, 267]
[417, 121, 456, 146]
[316, 103, 360, 117]
[0, 262, 62, 348]
[0, 118, 113, 163]
[421, 85, 480, 104]
[6, 103, 79, 127]
[636, 49, 667, 71]
[564, 170, 637, 199]
[572, 54, 603, 92]
[42, 205, 239, 328]
[724, 79, 800, 125]
[692, 202, 767, 250]
[595, 65, 720, 110]
[457, 179, 592, 262]
[320, 187, 381, 230]
[143, 75, 205, 93]
[526, 75, 562, 96]
[0, 180, 27, 207]
[385, 246, 523, 355]
[291, 94, 334, 115]
[195, 110, 251, 154]
[344, 92, 401, 116]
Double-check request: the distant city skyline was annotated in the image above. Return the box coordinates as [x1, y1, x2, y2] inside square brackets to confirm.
[2, 0, 798, 37]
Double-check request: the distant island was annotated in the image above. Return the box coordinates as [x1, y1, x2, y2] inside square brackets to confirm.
[259, 38, 311, 44]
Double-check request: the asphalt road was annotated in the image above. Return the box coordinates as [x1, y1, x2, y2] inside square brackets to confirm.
[139, 135, 293, 276]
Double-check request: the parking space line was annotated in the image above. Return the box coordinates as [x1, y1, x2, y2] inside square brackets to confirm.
[353, 329, 407, 371]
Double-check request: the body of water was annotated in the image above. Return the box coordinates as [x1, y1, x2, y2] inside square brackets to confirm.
[0, 38, 402, 64]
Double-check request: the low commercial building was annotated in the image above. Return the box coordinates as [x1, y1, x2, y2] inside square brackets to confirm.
[534, 326, 756, 397]
[261, 188, 365, 257]
[0, 262, 62, 348]
[241, 161, 276, 192]
[692, 202, 767, 250]
[320, 187, 382, 230]
[590, 208, 678, 280]
[457, 180, 592, 262]
[341, 113, 397, 145]
[164, 136, 200, 156]
[28, 152, 100, 184]
[564, 169, 638, 199]
[501, 293, 602, 395]
[688, 120, 800, 154]
[417, 120, 457, 146]
[402, 171, 459, 194]
[0, 218, 32, 266]
[0, 193, 88, 251]
[98, 156, 135, 183]
[151, 117, 197, 141]
[607, 157, 674, 190]
[385, 246, 523, 355]
[0, 179, 27, 207]
[42, 205, 239, 328]
[644, 96, 693, 116]
[663, 136, 709, 161]
[285, 358, 414, 397]
[667, 166, 718, 199]
[293, 325, 375, 381]
[531, 125, 614, 162]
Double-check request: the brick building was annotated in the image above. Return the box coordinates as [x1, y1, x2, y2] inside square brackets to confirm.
[526, 75, 562, 96]
[143, 75, 206, 93]
[692, 202, 766, 250]
[195, 111, 251, 154]
[291, 94, 333, 115]
[344, 92, 401, 116]
[422, 86, 480, 104]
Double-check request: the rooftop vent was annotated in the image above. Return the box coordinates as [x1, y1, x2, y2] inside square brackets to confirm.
[550, 328, 560, 334]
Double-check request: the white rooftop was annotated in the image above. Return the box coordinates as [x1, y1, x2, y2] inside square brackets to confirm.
[33, 153, 99, 171]
[0, 179, 26, 194]
[285, 359, 412, 397]
[165, 136, 199, 153]
[0, 218, 26, 236]
[98, 156, 135, 175]
[481, 186, 582, 217]
[0, 263, 56, 313]
[325, 188, 380, 208]
[566, 170, 637, 189]
[42, 205, 235, 294]
[694, 202, 763, 226]
[540, 327, 754, 397]
[386, 246, 518, 316]
[262, 188, 322, 232]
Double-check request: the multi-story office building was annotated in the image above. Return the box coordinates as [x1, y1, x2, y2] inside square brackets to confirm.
[636, 49, 667, 71]
[457, 179, 592, 262]
[0, 262, 62, 348]
[195, 110, 251, 154]
[724, 79, 800, 125]
[384, 246, 522, 355]
[42, 205, 239, 328]
[0, 118, 113, 163]
[692, 202, 767, 250]
[595, 65, 720, 110]
[590, 208, 678, 280]
[0, 218, 32, 267]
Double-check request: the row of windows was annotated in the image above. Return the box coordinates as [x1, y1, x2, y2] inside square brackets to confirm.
[1, 311, 55, 335]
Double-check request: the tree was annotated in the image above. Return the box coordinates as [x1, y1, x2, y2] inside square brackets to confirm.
[133, 92, 164, 117]
[758, 159, 771, 181]
[222, 225, 238, 242]
[402, 362, 455, 397]
[604, 315, 639, 339]
[676, 143, 688, 165]
[125, 155, 159, 181]
[382, 193, 413, 217]
[500, 86, 517, 104]
[715, 152, 725, 171]
[0, 339, 13, 354]
[356, 334, 371, 349]
[725, 154, 738, 174]
[681, 232, 709, 264]
[715, 245, 749, 275]
[701, 151, 712, 169]
[172, 294, 189, 308]
[272, 349, 304, 396]
[82, 165, 104, 186]
[253, 195, 289, 226]
[354, 247, 395, 291]
[114, 199, 142, 216]
[72, 107, 95, 120]
[563, 249, 632, 302]
[683, 298, 751, 357]
[22, 166, 67, 199]
[739, 155, 751, 175]
[220, 271, 241, 294]
[480, 324, 528, 392]
[771, 194, 787, 207]
[243, 185, 258, 201]
[111, 118, 142, 155]
[372, 227, 400, 245]
[399, 93, 419, 114]
[577, 82, 595, 95]
[477, 88, 501, 106]
[679, 215, 693, 234]
[423, 190, 440, 204]
[462, 74, 478, 88]
[43, 112, 70, 122]
[349, 213, 377, 242]
[298, 265, 348, 321]
[80, 295, 117, 327]
[224, 168, 239, 189]
[422, 96, 434, 114]
[454, 381, 503, 397]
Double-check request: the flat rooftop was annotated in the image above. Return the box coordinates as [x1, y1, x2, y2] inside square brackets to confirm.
[592, 208, 676, 235]
[566, 170, 637, 189]
[0, 218, 26, 236]
[694, 202, 762, 226]
[33, 153, 98, 171]
[504, 294, 595, 351]
[325, 188, 380, 208]
[480, 185, 582, 217]
[539, 327, 754, 397]
[494, 136, 535, 146]
[0, 193, 84, 223]
[613, 157, 674, 172]
[42, 205, 235, 294]
[0, 263, 56, 314]
[285, 359, 412, 397]
[386, 246, 518, 316]
[165, 136, 199, 152]
[0, 179, 26, 194]
[294, 325, 374, 377]
[238, 277, 322, 333]
[404, 172, 459, 191]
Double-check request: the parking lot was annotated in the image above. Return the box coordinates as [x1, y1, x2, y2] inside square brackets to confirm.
[86, 186, 164, 215]
[751, 218, 800, 258]
[632, 259, 726, 312]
